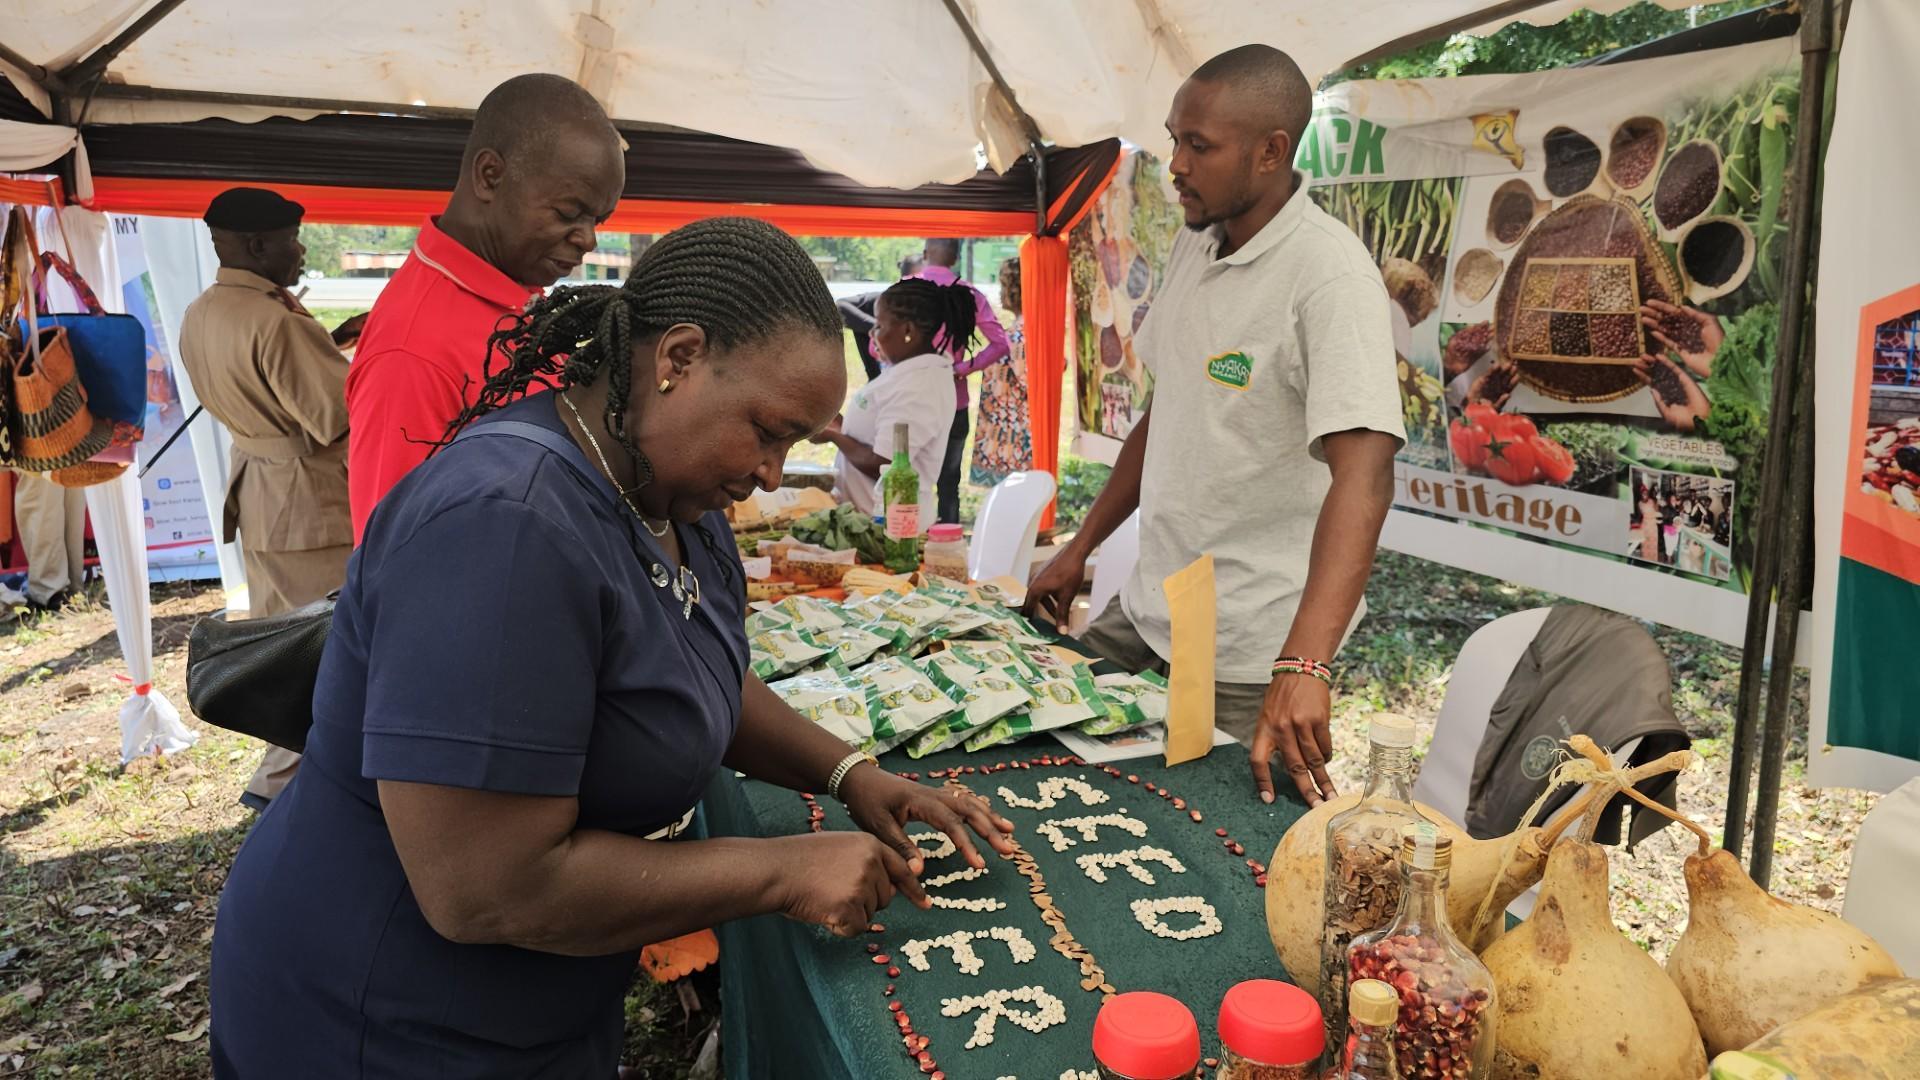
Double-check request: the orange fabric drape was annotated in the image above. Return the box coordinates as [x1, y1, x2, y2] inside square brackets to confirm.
[1020, 233, 1069, 532]
[0, 177, 64, 208]
[81, 177, 1034, 238]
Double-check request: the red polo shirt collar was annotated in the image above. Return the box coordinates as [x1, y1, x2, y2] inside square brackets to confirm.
[412, 217, 539, 311]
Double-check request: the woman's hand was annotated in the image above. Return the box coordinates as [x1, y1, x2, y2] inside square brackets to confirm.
[836, 766, 1016, 906]
[768, 832, 909, 937]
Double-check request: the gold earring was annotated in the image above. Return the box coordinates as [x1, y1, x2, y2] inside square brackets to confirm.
[659, 379, 674, 394]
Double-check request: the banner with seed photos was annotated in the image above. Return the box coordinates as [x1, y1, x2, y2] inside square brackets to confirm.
[1312, 36, 1801, 647]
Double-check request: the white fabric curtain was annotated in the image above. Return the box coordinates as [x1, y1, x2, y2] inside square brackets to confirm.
[0, 120, 93, 200]
[32, 205, 197, 762]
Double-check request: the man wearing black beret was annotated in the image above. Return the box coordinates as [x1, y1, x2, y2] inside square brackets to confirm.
[178, 187, 362, 810]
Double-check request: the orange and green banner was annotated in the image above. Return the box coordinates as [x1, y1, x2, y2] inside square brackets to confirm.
[1809, 0, 1920, 791]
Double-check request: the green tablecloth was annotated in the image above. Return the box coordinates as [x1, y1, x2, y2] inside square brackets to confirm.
[703, 744, 1310, 1080]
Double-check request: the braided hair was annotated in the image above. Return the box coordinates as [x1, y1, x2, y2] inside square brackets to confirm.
[880, 277, 980, 357]
[439, 216, 840, 586]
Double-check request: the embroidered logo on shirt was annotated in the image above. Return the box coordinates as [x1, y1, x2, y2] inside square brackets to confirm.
[1205, 350, 1254, 391]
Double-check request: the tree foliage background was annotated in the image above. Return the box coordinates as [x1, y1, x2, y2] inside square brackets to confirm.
[1329, 1, 1779, 84]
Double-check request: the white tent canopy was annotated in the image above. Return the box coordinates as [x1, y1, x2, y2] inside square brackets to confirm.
[5, 0, 1695, 189]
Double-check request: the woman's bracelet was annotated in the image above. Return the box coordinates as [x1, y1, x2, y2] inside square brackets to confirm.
[1271, 655, 1334, 686]
[826, 750, 879, 801]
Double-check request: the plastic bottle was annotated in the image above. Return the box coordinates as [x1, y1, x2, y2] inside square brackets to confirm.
[1318, 714, 1421, 1051]
[1215, 979, 1323, 1078]
[880, 421, 922, 572]
[1337, 980, 1400, 1080]
[1347, 824, 1496, 1080]
[922, 522, 969, 581]
[1092, 991, 1200, 1080]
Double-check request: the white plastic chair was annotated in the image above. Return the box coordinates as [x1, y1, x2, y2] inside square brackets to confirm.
[1413, 606, 1641, 920]
[1074, 510, 1141, 634]
[967, 470, 1057, 583]
[1844, 777, 1920, 973]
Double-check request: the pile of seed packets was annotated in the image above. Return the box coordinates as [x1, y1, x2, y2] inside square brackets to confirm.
[750, 586, 1169, 758]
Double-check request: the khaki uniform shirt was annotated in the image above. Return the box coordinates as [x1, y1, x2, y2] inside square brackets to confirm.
[179, 268, 350, 552]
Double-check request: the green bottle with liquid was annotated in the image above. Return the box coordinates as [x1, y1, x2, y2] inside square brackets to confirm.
[881, 422, 922, 574]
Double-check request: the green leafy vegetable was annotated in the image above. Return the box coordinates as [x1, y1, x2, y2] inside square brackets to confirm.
[791, 504, 889, 564]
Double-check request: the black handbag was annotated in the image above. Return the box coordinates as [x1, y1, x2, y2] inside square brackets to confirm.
[183, 419, 624, 752]
[186, 592, 335, 752]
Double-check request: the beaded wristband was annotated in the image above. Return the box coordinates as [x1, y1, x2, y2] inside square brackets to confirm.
[1271, 655, 1334, 686]
[826, 750, 879, 800]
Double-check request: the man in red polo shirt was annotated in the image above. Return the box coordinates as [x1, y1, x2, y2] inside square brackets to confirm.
[347, 73, 626, 541]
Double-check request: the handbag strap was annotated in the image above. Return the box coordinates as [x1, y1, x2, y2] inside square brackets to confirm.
[34, 252, 106, 316]
[454, 417, 715, 551]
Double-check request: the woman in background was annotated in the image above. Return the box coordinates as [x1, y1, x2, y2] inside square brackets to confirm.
[969, 257, 1034, 488]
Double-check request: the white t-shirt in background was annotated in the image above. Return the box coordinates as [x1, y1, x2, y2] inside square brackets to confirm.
[835, 352, 950, 529]
[1122, 177, 1407, 683]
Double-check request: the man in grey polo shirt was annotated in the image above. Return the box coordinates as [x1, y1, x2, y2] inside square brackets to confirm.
[1027, 44, 1404, 808]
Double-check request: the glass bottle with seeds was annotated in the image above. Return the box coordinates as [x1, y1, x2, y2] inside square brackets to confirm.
[1318, 714, 1421, 1054]
[1346, 825, 1496, 1080]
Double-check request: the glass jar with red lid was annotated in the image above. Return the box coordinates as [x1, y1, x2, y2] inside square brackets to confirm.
[1093, 991, 1201, 1080]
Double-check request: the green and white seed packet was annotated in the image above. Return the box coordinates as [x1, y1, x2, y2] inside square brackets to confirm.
[808, 623, 892, 669]
[769, 662, 879, 748]
[744, 607, 794, 638]
[965, 664, 1104, 751]
[771, 594, 856, 634]
[1080, 671, 1171, 737]
[749, 629, 832, 680]
[907, 663, 1035, 757]
[850, 656, 960, 752]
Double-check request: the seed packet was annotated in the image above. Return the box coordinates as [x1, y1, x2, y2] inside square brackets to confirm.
[771, 594, 855, 634]
[964, 664, 1104, 751]
[749, 629, 832, 680]
[850, 656, 961, 752]
[929, 602, 995, 641]
[973, 610, 1052, 648]
[769, 662, 878, 748]
[1079, 671, 1171, 737]
[941, 641, 1040, 678]
[908, 664, 1036, 757]
[744, 606, 795, 638]
[809, 623, 892, 668]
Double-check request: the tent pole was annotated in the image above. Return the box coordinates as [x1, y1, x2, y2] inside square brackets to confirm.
[0, 39, 68, 96]
[937, 0, 1051, 233]
[60, 0, 189, 89]
[1723, 0, 1833, 864]
[1747, 0, 1836, 891]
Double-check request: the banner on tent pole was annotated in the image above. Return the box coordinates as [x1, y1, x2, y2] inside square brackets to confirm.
[1068, 37, 1803, 647]
[110, 216, 220, 581]
[1809, 0, 1920, 792]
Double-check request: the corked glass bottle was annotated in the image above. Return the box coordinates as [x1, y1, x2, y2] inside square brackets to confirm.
[1347, 824, 1496, 1080]
[1317, 714, 1421, 1053]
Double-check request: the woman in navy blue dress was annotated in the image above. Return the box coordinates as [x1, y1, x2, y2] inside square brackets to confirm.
[209, 218, 1015, 1078]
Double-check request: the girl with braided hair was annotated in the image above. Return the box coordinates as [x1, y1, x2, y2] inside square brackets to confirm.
[211, 218, 1014, 1078]
[813, 277, 980, 527]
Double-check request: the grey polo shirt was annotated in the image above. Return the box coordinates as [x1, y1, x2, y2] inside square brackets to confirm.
[1122, 177, 1406, 682]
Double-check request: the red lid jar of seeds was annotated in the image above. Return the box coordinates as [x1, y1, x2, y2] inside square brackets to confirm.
[1216, 980, 1325, 1079]
[1093, 992, 1201, 1079]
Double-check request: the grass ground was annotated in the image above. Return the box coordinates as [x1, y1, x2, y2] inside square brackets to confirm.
[0, 549, 1871, 1077]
